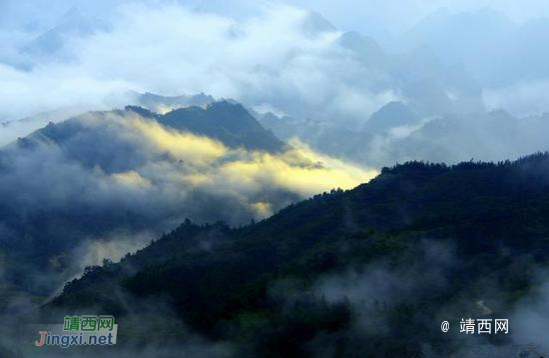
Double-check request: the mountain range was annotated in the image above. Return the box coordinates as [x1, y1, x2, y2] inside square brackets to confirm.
[39, 152, 549, 357]
[3, 4, 549, 357]
[1, 100, 365, 311]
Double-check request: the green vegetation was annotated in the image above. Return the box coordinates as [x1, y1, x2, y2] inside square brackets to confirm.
[52, 152, 549, 356]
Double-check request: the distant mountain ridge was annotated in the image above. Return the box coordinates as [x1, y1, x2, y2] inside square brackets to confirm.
[157, 101, 285, 152]
[0, 99, 291, 305]
[135, 92, 215, 112]
[363, 101, 419, 132]
[25, 100, 286, 154]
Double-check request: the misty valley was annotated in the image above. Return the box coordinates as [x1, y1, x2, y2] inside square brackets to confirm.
[2, 1, 549, 358]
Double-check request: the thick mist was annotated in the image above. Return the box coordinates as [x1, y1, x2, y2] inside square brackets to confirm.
[3, 1, 549, 167]
[0, 107, 375, 297]
[3, 1, 549, 357]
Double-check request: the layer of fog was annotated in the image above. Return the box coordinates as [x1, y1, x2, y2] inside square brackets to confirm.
[2, 1, 549, 169]
[0, 109, 376, 298]
[267, 240, 549, 357]
[0, 2, 400, 126]
[1, 292, 235, 358]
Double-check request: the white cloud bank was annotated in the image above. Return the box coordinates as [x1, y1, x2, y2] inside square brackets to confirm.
[0, 1, 399, 135]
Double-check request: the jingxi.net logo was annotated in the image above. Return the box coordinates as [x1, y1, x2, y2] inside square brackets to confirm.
[35, 316, 118, 348]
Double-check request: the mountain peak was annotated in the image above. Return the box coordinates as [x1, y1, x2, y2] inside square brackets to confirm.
[124, 105, 159, 119]
[302, 11, 337, 36]
[364, 101, 419, 132]
[158, 101, 286, 152]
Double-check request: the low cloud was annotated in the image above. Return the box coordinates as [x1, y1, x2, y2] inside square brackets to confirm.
[483, 80, 549, 116]
[0, 2, 400, 130]
[99, 113, 378, 219]
[0, 110, 377, 296]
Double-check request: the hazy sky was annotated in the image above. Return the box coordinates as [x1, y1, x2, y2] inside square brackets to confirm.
[2, 0, 549, 129]
[2, 0, 549, 34]
[0, 2, 401, 124]
[293, 0, 548, 29]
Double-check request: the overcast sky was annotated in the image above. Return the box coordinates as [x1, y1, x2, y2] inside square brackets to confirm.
[2, 0, 548, 35]
[1, 0, 549, 129]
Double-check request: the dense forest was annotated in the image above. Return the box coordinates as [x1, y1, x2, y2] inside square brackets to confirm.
[46, 152, 549, 357]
